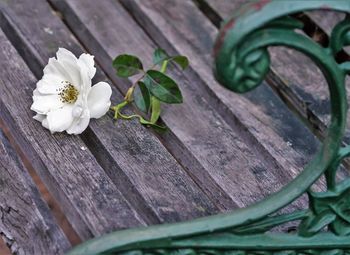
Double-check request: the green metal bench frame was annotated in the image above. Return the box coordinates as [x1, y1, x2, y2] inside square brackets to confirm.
[67, 1, 350, 254]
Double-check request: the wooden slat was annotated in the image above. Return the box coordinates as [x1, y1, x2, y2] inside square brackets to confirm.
[0, 27, 145, 240]
[204, 0, 350, 144]
[119, 0, 321, 173]
[0, 0, 219, 225]
[0, 129, 70, 254]
[49, 0, 319, 211]
[118, 1, 325, 193]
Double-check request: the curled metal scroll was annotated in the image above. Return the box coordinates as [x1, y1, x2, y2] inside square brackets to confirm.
[67, 1, 350, 254]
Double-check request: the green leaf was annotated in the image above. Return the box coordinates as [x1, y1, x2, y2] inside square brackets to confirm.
[133, 82, 151, 113]
[113, 54, 143, 77]
[171, 56, 189, 70]
[144, 70, 183, 104]
[153, 48, 168, 65]
[153, 48, 189, 70]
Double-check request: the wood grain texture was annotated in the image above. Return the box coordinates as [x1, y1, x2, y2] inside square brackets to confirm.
[48, 0, 239, 211]
[117, 0, 324, 199]
[0, 129, 70, 254]
[49, 0, 320, 213]
[0, 0, 219, 226]
[0, 27, 146, 240]
[1, 117, 82, 246]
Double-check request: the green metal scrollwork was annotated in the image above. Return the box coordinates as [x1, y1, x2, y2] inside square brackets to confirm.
[67, 1, 350, 254]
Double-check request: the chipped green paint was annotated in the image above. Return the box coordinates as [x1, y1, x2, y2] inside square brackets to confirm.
[67, 1, 350, 254]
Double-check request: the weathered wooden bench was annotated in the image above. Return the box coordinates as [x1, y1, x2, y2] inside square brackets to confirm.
[1, 0, 350, 254]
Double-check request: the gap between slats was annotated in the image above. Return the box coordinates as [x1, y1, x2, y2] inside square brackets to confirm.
[0, 125, 71, 253]
[47, 0, 310, 214]
[0, 14, 150, 240]
[0, 239, 10, 255]
[44, 0, 243, 211]
[0, 119, 81, 248]
[0, 0, 222, 229]
[45, 0, 235, 212]
[0, 0, 332, 241]
[0, 10, 162, 225]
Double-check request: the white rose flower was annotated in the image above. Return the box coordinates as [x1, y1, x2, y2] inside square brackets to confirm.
[31, 48, 112, 134]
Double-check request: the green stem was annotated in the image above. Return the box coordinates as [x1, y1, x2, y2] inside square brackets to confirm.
[111, 98, 166, 130]
[112, 60, 169, 129]
[150, 97, 161, 124]
[111, 100, 129, 119]
[117, 111, 166, 130]
[160, 60, 168, 73]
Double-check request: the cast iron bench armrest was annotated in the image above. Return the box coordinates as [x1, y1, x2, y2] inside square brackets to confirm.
[67, 1, 350, 254]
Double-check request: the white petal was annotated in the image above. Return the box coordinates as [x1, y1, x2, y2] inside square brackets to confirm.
[43, 48, 80, 87]
[56, 48, 81, 86]
[33, 88, 41, 96]
[37, 74, 64, 94]
[78, 59, 92, 95]
[31, 92, 64, 114]
[46, 105, 74, 133]
[56, 48, 78, 63]
[43, 57, 71, 81]
[78, 53, 96, 79]
[87, 82, 112, 119]
[72, 105, 83, 118]
[33, 114, 46, 122]
[66, 110, 90, 135]
[42, 118, 49, 129]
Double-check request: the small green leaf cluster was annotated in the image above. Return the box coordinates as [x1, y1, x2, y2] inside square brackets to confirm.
[111, 48, 189, 131]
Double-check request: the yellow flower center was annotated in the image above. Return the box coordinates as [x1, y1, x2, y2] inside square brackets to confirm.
[57, 81, 79, 104]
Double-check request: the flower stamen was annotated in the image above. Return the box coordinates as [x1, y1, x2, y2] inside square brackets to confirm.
[57, 81, 79, 103]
